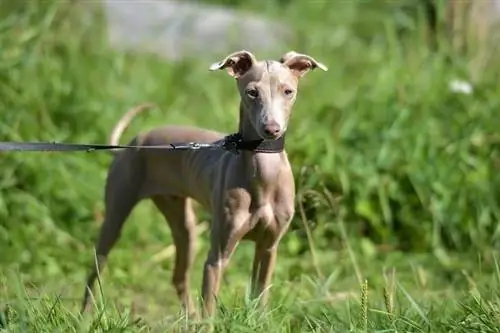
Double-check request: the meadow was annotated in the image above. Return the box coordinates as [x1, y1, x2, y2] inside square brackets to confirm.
[1, 0, 500, 332]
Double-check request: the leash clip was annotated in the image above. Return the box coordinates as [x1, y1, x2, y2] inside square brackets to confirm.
[188, 142, 202, 150]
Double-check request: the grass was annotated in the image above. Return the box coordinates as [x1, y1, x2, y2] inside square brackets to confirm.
[1, 0, 500, 331]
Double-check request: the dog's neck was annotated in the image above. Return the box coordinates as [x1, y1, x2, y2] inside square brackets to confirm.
[235, 103, 289, 186]
[236, 103, 285, 154]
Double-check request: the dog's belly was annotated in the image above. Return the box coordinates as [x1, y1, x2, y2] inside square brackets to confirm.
[141, 151, 222, 206]
[138, 125, 227, 203]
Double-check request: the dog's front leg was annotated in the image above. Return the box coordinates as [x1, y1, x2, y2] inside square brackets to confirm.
[201, 211, 247, 318]
[251, 244, 278, 307]
[250, 207, 294, 308]
[201, 250, 226, 318]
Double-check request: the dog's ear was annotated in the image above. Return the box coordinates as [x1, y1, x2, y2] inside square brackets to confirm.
[280, 51, 328, 78]
[209, 50, 257, 78]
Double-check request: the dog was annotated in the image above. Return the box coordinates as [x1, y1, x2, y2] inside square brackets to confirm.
[81, 50, 327, 317]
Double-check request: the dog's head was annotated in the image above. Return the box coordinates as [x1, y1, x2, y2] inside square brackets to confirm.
[209, 50, 327, 140]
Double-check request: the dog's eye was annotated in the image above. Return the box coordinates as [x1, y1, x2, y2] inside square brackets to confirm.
[246, 89, 259, 98]
[284, 88, 294, 96]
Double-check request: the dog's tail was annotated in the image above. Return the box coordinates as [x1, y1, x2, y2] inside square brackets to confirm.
[108, 103, 156, 154]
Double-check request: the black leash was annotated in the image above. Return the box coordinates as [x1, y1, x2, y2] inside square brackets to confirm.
[0, 141, 222, 152]
[0, 133, 285, 154]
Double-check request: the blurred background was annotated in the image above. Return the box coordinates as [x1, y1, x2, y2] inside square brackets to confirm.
[1, 0, 500, 331]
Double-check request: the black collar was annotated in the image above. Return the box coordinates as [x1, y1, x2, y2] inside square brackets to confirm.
[223, 133, 285, 153]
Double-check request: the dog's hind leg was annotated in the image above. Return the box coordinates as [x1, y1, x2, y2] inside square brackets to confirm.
[152, 195, 198, 317]
[81, 174, 140, 314]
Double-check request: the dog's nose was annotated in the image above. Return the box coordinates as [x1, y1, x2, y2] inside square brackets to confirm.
[263, 121, 281, 137]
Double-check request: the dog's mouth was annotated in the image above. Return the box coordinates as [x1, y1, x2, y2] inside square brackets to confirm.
[262, 132, 282, 140]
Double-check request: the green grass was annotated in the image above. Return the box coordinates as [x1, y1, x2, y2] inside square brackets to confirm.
[1, 0, 500, 331]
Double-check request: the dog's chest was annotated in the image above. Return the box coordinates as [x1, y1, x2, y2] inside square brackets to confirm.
[243, 186, 295, 241]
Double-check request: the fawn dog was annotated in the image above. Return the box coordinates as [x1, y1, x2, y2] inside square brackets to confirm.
[81, 50, 327, 317]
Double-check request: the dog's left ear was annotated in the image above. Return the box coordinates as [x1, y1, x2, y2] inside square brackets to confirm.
[280, 51, 328, 78]
[209, 50, 257, 78]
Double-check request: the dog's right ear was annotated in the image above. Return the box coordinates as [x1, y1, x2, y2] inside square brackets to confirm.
[279, 51, 328, 78]
[209, 50, 257, 78]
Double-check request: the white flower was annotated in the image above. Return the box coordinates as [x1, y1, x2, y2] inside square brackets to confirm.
[449, 79, 473, 95]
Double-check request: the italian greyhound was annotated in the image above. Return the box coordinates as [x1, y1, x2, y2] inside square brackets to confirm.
[81, 50, 327, 317]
